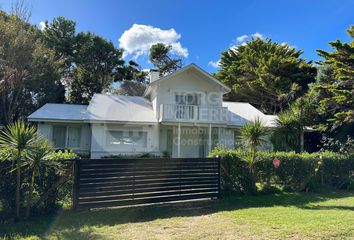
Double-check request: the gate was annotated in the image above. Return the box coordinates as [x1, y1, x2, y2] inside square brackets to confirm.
[72, 157, 220, 210]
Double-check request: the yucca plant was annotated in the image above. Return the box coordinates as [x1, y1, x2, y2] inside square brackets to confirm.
[0, 120, 37, 220]
[240, 117, 268, 193]
[25, 137, 58, 218]
[273, 111, 302, 152]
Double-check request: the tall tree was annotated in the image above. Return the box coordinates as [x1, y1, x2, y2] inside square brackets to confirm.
[0, 11, 64, 124]
[149, 43, 182, 75]
[216, 38, 316, 114]
[42, 17, 76, 71]
[111, 60, 148, 96]
[316, 25, 354, 134]
[69, 32, 125, 104]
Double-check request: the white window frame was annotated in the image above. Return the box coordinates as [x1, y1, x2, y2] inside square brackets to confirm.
[52, 125, 81, 149]
[105, 129, 148, 148]
[175, 92, 201, 106]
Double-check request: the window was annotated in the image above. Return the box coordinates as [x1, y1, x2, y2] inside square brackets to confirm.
[106, 130, 147, 147]
[175, 93, 200, 119]
[175, 93, 200, 105]
[67, 127, 81, 148]
[52, 126, 66, 148]
[52, 125, 81, 148]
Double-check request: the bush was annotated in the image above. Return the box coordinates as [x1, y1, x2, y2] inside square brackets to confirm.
[0, 150, 77, 222]
[210, 149, 354, 193]
[34, 150, 78, 212]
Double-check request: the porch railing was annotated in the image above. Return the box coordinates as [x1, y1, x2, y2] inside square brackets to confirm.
[160, 104, 229, 123]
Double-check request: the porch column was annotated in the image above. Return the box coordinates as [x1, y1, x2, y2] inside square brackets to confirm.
[208, 124, 212, 155]
[177, 123, 181, 158]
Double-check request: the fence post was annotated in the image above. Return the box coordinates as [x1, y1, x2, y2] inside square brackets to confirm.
[72, 159, 79, 210]
[217, 155, 221, 199]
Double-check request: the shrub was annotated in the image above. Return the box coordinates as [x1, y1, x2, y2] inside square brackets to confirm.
[0, 149, 78, 222]
[210, 149, 354, 193]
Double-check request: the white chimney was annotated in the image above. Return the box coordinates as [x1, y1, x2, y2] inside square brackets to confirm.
[149, 70, 160, 83]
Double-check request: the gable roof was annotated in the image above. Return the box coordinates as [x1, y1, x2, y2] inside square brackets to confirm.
[144, 63, 231, 96]
[223, 101, 278, 127]
[28, 104, 87, 122]
[86, 94, 157, 124]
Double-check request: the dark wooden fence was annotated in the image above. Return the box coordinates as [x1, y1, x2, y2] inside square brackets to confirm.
[72, 157, 220, 210]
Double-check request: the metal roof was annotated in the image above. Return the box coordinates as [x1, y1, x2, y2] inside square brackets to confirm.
[85, 94, 157, 124]
[28, 104, 87, 122]
[223, 101, 278, 127]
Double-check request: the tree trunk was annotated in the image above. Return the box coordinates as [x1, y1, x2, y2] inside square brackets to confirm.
[26, 169, 36, 218]
[15, 157, 21, 221]
[300, 129, 304, 152]
[249, 148, 257, 194]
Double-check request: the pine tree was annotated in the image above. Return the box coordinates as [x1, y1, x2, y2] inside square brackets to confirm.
[316, 25, 354, 131]
[216, 38, 316, 114]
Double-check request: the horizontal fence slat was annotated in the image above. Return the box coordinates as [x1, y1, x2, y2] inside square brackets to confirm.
[78, 188, 218, 203]
[79, 163, 218, 171]
[79, 173, 218, 184]
[79, 185, 218, 198]
[80, 169, 218, 179]
[78, 158, 219, 165]
[79, 177, 219, 188]
[77, 193, 219, 210]
[78, 181, 219, 194]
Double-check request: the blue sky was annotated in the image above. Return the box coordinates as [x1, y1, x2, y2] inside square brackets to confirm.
[1, 0, 354, 72]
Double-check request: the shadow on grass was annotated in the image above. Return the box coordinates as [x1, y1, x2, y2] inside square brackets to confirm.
[1, 190, 353, 239]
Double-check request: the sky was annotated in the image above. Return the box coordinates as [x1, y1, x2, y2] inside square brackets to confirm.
[1, 0, 354, 73]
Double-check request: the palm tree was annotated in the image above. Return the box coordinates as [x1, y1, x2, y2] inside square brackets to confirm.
[25, 137, 56, 218]
[272, 111, 302, 152]
[0, 121, 37, 220]
[240, 117, 268, 193]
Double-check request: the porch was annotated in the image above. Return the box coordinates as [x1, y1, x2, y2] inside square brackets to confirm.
[159, 124, 233, 158]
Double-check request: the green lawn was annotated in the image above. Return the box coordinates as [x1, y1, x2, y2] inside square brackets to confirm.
[1, 191, 354, 240]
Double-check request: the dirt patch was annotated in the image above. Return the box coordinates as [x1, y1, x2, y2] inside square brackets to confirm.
[92, 213, 252, 240]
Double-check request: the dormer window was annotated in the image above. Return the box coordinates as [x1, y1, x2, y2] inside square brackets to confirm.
[175, 93, 200, 105]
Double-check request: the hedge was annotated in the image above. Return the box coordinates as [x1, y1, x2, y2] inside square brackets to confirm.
[0, 150, 77, 222]
[210, 149, 354, 193]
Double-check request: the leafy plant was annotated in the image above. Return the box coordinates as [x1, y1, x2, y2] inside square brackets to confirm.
[210, 149, 354, 193]
[0, 120, 37, 220]
[239, 117, 268, 193]
[25, 137, 61, 218]
[319, 135, 354, 154]
[272, 111, 302, 152]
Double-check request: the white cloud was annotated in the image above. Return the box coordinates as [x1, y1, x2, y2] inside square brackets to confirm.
[251, 32, 264, 39]
[231, 32, 265, 50]
[281, 42, 296, 49]
[39, 21, 46, 31]
[235, 32, 265, 45]
[236, 34, 249, 42]
[208, 60, 220, 68]
[118, 24, 188, 59]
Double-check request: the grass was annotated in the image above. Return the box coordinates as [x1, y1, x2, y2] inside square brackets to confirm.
[1, 191, 354, 240]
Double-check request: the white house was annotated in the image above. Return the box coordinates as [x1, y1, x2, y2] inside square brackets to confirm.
[28, 64, 277, 158]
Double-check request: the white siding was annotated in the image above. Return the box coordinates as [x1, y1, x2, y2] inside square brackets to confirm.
[151, 69, 224, 118]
